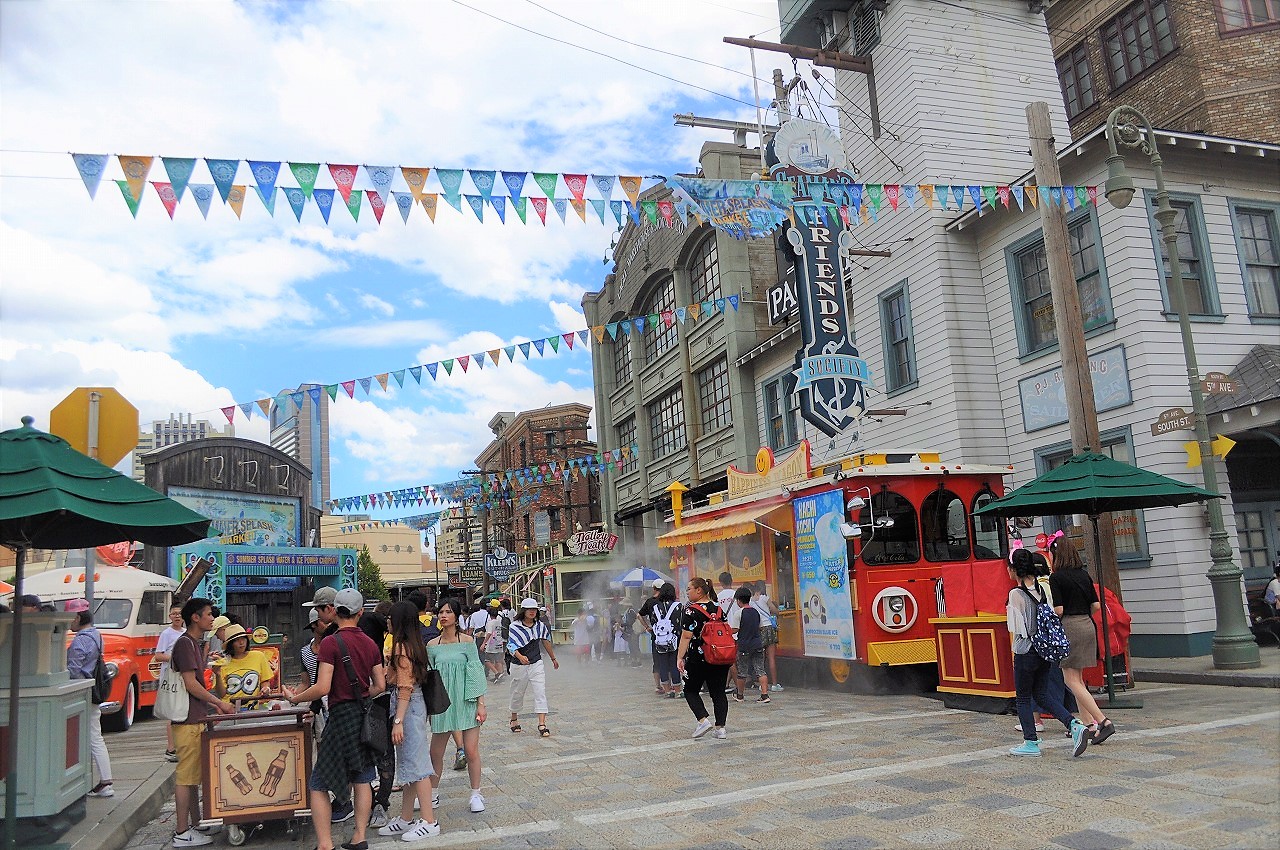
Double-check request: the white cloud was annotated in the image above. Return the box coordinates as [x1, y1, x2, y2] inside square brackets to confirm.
[357, 293, 395, 317]
[548, 300, 587, 332]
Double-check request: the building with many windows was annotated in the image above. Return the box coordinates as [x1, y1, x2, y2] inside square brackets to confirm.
[131, 413, 233, 482]
[269, 383, 331, 511]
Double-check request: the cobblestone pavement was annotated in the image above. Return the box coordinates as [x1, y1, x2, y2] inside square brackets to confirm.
[125, 660, 1279, 850]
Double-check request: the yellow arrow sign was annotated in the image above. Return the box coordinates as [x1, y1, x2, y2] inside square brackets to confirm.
[1184, 434, 1237, 467]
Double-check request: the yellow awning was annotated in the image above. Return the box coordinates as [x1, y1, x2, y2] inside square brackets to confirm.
[656, 502, 784, 548]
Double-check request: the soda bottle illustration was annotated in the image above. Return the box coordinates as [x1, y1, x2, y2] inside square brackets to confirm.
[226, 764, 252, 795]
[245, 752, 261, 780]
[259, 748, 289, 796]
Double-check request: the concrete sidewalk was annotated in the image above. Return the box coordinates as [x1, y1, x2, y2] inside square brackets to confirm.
[1133, 646, 1280, 688]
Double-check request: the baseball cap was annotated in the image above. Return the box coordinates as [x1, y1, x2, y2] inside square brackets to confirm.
[211, 615, 232, 632]
[488, 599, 501, 608]
[333, 587, 364, 614]
[652, 578, 664, 589]
[306, 607, 321, 627]
[65, 598, 90, 613]
[303, 586, 338, 608]
[519, 597, 539, 610]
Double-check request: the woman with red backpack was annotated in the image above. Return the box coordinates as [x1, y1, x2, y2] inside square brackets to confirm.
[677, 576, 735, 741]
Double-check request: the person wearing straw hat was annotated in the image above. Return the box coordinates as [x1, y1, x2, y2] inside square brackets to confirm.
[507, 598, 559, 737]
[212, 624, 274, 711]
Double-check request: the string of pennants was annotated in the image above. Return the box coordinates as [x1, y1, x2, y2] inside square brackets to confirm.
[70, 154, 690, 228]
[334, 486, 547, 534]
[327, 442, 640, 518]
[213, 296, 741, 426]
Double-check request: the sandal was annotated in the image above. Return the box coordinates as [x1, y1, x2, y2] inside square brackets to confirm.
[510, 722, 522, 733]
[538, 725, 551, 737]
[1092, 719, 1116, 745]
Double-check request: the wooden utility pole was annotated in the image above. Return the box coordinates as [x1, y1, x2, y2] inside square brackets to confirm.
[1026, 101, 1121, 599]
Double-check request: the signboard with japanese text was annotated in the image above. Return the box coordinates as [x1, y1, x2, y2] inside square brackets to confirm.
[792, 488, 855, 660]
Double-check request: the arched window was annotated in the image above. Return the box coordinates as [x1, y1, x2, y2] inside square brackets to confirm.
[689, 236, 721, 303]
[971, 490, 1009, 561]
[642, 277, 678, 362]
[921, 488, 970, 562]
[857, 491, 919, 565]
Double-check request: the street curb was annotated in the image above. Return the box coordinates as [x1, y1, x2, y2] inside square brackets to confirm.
[71, 765, 175, 850]
[1134, 668, 1280, 689]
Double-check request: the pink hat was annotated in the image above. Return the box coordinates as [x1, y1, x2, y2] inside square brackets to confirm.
[65, 598, 90, 613]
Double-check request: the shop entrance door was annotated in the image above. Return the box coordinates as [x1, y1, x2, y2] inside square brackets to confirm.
[1234, 501, 1280, 586]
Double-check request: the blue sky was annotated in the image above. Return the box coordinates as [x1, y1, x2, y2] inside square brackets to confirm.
[0, 0, 779, 508]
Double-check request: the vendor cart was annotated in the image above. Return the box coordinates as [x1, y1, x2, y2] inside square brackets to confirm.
[199, 707, 313, 846]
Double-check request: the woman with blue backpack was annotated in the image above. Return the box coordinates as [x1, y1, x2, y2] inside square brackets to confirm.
[1007, 548, 1091, 758]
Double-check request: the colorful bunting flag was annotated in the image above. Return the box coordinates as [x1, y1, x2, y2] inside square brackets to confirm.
[328, 164, 358, 203]
[117, 155, 153, 204]
[72, 153, 110, 199]
[153, 182, 178, 219]
[115, 180, 141, 218]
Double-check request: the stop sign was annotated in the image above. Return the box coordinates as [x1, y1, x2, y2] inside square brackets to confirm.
[49, 386, 139, 466]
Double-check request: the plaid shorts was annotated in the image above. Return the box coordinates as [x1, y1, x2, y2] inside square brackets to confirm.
[736, 648, 767, 680]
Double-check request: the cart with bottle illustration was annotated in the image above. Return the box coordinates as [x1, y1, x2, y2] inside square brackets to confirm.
[199, 707, 313, 846]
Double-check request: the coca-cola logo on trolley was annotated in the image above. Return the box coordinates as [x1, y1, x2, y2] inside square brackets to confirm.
[566, 530, 618, 556]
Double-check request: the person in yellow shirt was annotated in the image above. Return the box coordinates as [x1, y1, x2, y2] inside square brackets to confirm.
[213, 624, 274, 710]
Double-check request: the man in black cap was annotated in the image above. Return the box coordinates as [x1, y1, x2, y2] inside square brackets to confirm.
[21, 594, 42, 613]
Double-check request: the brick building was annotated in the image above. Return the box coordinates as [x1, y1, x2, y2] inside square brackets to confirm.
[1048, 0, 1280, 142]
[474, 403, 601, 561]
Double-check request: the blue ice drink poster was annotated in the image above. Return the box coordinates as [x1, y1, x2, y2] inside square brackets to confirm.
[793, 488, 855, 659]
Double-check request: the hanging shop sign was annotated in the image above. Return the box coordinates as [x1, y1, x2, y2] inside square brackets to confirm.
[726, 442, 812, 501]
[565, 530, 618, 556]
[460, 560, 485, 585]
[484, 546, 518, 582]
[766, 276, 799, 325]
[792, 488, 855, 660]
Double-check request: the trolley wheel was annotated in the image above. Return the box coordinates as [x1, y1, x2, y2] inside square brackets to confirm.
[227, 824, 247, 846]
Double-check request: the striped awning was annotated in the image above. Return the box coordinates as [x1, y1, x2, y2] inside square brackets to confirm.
[656, 502, 782, 548]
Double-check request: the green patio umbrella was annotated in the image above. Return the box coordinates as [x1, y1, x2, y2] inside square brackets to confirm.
[0, 416, 211, 847]
[974, 451, 1220, 707]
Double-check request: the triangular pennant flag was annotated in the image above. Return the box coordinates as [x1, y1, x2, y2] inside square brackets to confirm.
[464, 195, 485, 221]
[648, 313, 661, 330]
[115, 180, 141, 217]
[206, 158, 239, 202]
[728, 294, 739, 311]
[552, 198, 568, 222]
[1051, 186, 1063, 207]
[364, 165, 395, 203]
[442, 359, 455, 376]
[563, 332, 577, 350]
[420, 194, 438, 222]
[641, 200, 659, 225]
[952, 185, 967, 210]
[256, 399, 272, 417]
[247, 160, 282, 203]
[221, 405, 236, 424]
[473, 353, 487, 370]
[341, 380, 356, 398]
[426, 362, 439, 380]
[578, 329, 589, 346]
[533, 339, 546, 356]
[688, 303, 701, 320]
[531, 196, 548, 224]
[117, 155, 154, 204]
[618, 176, 643, 205]
[254, 184, 277, 215]
[661, 309, 674, 328]
[605, 322, 618, 340]
[512, 196, 528, 224]
[71, 153, 110, 199]
[152, 182, 178, 219]
[358, 377, 373, 395]
[375, 373, 390, 391]
[290, 391, 305, 408]
[902, 184, 920, 209]
[658, 200, 675, 226]
[392, 191, 413, 223]
[1076, 186, 1088, 209]
[714, 298, 726, 314]
[532, 172, 558, 199]
[1039, 186, 1052, 208]
[501, 171, 527, 200]
[189, 184, 215, 219]
[867, 185, 883, 211]
[570, 198, 586, 221]
[627, 202, 642, 226]
[346, 190, 362, 221]
[589, 199, 607, 224]
[458, 355, 471, 373]
[609, 200, 625, 227]
[366, 190, 386, 223]
[409, 366, 423, 384]
[548, 336, 560, 353]
[227, 185, 246, 219]
[1011, 185, 1025, 210]
[518, 341, 532, 359]
[504, 345, 517, 361]
[469, 170, 496, 199]
[436, 168, 464, 207]
[289, 162, 320, 198]
[1087, 186, 1098, 206]
[885, 184, 900, 211]
[997, 185, 1011, 209]
[488, 349, 501, 366]
[590, 174, 615, 201]
[491, 195, 507, 223]
[160, 157, 196, 201]
[308, 386, 323, 406]
[400, 167, 430, 200]
[563, 173, 587, 202]
[981, 185, 997, 209]
[239, 401, 255, 420]
[314, 187, 335, 223]
[325, 384, 339, 401]
[633, 318, 646, 333]
[328, 164, 358, 203]
[285, 187, 307, 221]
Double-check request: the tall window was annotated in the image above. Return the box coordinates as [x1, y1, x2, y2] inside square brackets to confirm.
[879, 283, 917, 392]
[1057, 44, 1096, 118]
[1152, 197, 1217, 316]
[642, 277, 678, 362]
[689, 237, 721, 303]
[763, 375, 799, 451]
[616, 417, 637, 473]
[613, 335, 632, 386]
[857, 492, 920, 566]
[1218, 0, 1280, 32]
[1231, 204, 1280, 318]
[1039, 432, 1148, 564]
[921, 489, 970, 562]
[1102, 0, 1176, 88]
[696, 358, 732, 433]
[647, 387, 686, 459]
[1010, 215, 1110, 354]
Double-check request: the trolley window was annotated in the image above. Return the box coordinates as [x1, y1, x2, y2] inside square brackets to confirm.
[922, 488, 971, 562]
[138, 590, 170, 625]
[91, 598, 134, 630]
[857, 491, 920, 565]
[971, 491, 1010, 561]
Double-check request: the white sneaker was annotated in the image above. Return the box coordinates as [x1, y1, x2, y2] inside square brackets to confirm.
[713, 727, 727, 740]
[770, 683, 783, 692]
[88, 783, 115, 798]
[402, 819, 441, 841]
[692, 718, 714, 739]
[369, 804, 389, 828]
[172, 830, 212, 848]
[1014, 720, 1045, 733]
[378, 816, 411, 836]
[469, 791, 486, 813]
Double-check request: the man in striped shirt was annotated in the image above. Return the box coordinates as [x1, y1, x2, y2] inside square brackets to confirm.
[506, 598, 560, 738]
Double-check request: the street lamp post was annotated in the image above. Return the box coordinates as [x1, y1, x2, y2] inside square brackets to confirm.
[1103, 105, 1260, 670]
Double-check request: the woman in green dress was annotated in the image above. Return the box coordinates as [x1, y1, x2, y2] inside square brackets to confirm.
[427, 598, 489, 814]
